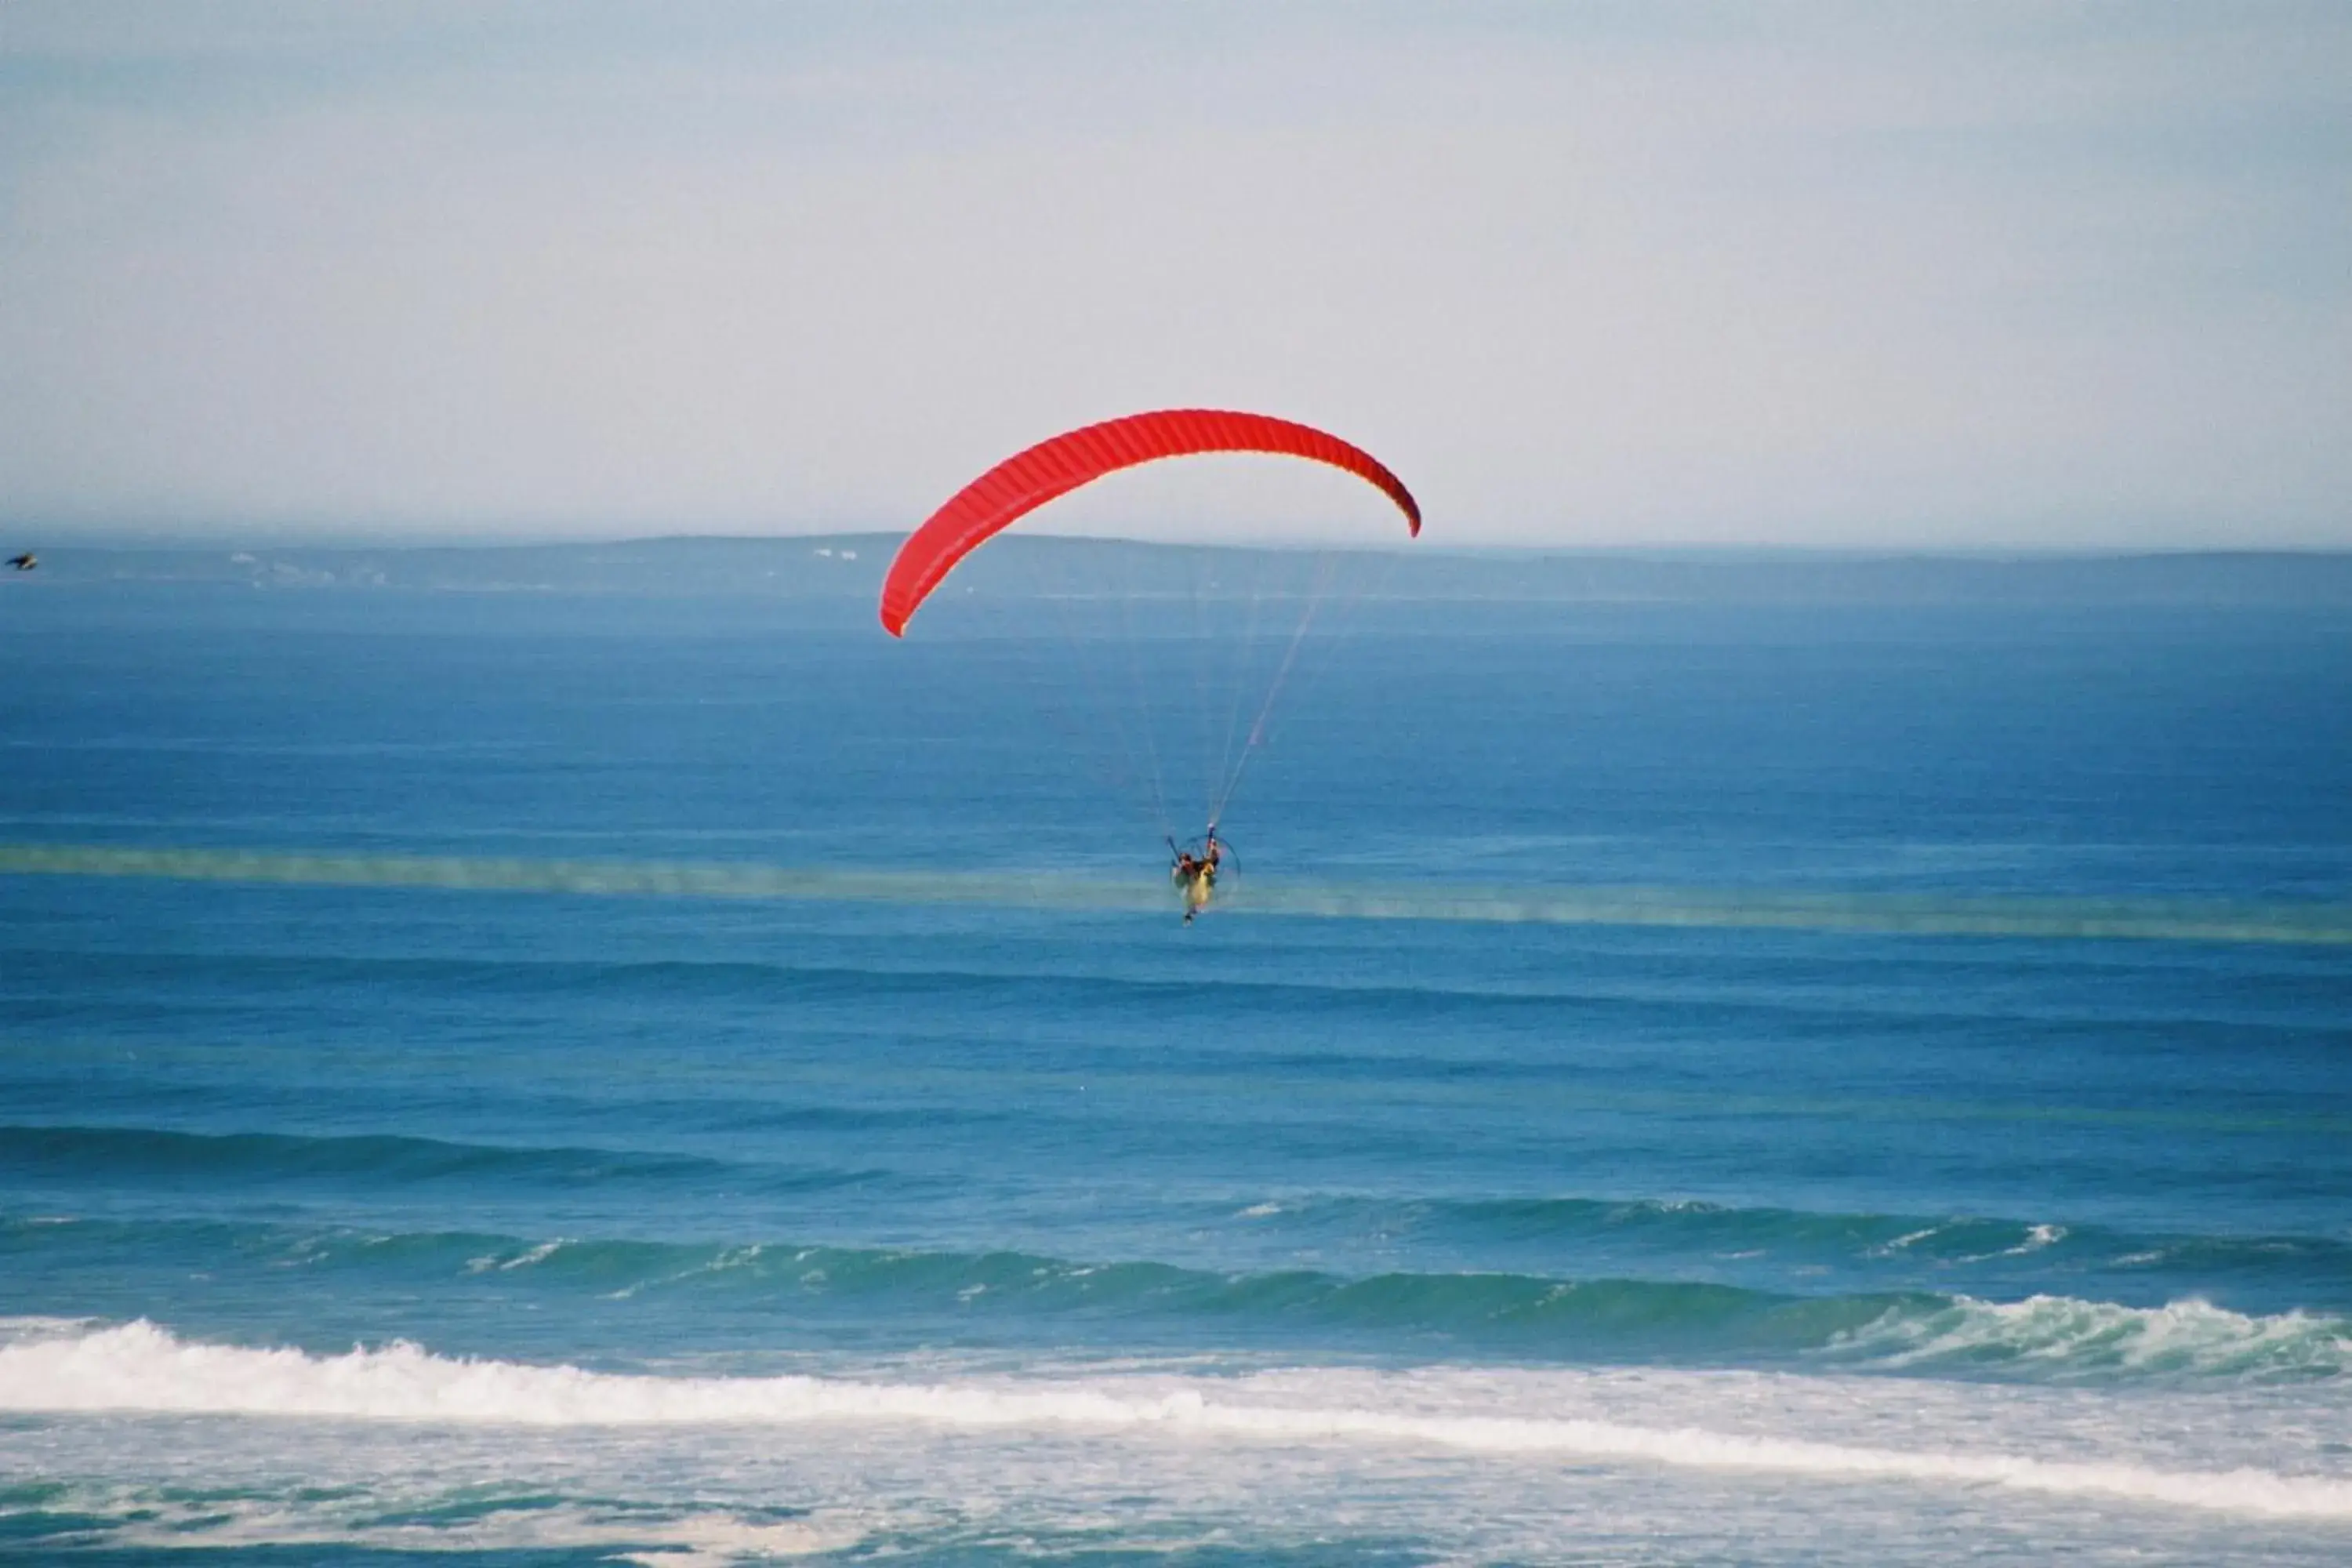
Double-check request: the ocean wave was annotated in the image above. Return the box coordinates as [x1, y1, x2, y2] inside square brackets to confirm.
[16, 1120, 2348, 1301]
[0, 1123, 880, 1195]
[439, 1230, 1928, 1357]
[1824, 1294, 2352, 1381]
[7, 1214, 2343, 1381]
[2, 1321, 2346, 1522]
[1241, 1192, 2352, 1295]
[0, 1213, 1912, 1358]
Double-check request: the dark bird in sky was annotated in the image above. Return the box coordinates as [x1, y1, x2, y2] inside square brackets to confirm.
[5, 553, 34, 571]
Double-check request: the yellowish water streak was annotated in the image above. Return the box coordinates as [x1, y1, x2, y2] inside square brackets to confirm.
[3, 842, 2347, 946]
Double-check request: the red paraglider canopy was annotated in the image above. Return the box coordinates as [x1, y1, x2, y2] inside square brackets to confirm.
[879, 409, 1419, 636]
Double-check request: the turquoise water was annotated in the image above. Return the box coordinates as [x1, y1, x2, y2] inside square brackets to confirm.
[2, 566, 2349, 1563]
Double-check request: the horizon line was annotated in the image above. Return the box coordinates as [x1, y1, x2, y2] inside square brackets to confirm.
[10, 531, 2352, 563]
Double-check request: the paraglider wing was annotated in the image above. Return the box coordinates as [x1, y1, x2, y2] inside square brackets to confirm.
[879, 410, 1419, 636]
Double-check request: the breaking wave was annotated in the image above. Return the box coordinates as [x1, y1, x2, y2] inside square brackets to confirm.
[6, 1214, 2344, 1382]
[2, 1320, 2346, 1521]
[1824, 1293, 2352, 1381]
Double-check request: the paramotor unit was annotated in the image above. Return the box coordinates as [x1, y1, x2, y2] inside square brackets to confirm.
[1168, 829, 1234, 927]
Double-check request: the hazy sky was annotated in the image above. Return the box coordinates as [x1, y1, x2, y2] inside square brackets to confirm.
[3, 2, 2347, 546]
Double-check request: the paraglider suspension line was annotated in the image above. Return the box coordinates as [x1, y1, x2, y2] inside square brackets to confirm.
[1210, 554, 1336, 826]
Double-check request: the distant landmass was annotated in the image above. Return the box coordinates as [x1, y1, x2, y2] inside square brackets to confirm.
[5, 533, 2350, 606]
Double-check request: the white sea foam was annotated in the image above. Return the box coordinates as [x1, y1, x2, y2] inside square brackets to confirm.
[1867, 1225, 1943, 1256]
[1953, 1222, 2070, 1262]
[501, 1239, 567, 1270]
[2009, 1223, 2067, 1255]
[605, 1243, 767, 1300]
[3, 1321, 2347, 1522]
[466, 1239, 567, 1273]
[80, 1494, 853, 1564]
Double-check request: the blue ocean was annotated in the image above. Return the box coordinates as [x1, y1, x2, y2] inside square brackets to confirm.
[2, 543, 2349, 1565]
